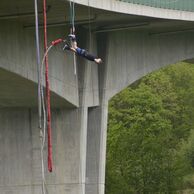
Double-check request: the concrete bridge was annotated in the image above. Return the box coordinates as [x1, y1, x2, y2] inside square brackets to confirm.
[1, 0, 194, 194]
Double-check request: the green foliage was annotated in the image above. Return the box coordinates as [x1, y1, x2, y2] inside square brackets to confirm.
[106, 63, 194, 194]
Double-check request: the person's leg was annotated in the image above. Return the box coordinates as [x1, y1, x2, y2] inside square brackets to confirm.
[83, 51, 97, 62]
[83, 50, 102, 64]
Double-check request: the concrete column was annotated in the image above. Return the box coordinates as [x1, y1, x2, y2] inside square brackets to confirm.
[86, 105, 108, 194]
[85, 34, 109, 194]
[0, 109, 38, 194]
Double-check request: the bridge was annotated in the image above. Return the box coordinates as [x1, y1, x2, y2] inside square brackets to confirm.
[0, 0, 194, 194]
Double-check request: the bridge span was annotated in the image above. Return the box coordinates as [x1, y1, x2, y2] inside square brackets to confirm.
[0, 0, 194, 194]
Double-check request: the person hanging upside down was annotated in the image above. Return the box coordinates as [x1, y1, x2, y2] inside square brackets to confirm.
[63, 34, 102, 64]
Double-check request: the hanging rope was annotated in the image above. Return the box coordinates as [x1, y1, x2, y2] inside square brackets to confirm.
[39, 38, 65, 180]
[40, 43, 52, 179]
[34, 0, 46, 193]
[34, 0, 42, 129]
[69, 0, 75, 34]
[88, 0, 92, 49]
[43, 0, 53, 173]
[69, 0, 77, 75]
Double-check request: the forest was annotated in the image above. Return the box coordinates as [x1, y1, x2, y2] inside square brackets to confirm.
[106, 62, 194, 194]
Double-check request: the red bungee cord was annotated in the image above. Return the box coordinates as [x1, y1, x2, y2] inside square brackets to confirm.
[43, 0, 53, 172]
[51, 38, 63, 46]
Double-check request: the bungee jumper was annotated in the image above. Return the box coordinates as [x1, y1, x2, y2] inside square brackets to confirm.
[63, 34, 103, 64]
[42, 35, 103, 65]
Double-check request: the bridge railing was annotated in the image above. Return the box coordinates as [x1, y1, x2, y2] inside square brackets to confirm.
[119, 0, 194, 12]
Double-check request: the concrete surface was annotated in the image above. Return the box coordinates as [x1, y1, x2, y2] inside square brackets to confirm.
[72, 0, 194, 21]
[0, 1, 194, 194]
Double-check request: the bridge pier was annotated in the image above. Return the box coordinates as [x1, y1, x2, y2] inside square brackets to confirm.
[0, 108, 87, 194]
[86, 105, 108, 194]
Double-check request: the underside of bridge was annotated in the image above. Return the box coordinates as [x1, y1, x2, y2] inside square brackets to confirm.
[0, 1, 194, 194]
[1, 0, 194, 36]
[0, 68, 74, 108]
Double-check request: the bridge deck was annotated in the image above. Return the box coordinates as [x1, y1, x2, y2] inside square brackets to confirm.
[120, 0, 194, 12]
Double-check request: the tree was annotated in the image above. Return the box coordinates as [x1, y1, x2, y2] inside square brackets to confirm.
[106, 62, 194, 194]
[107, 85, 181, 193]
